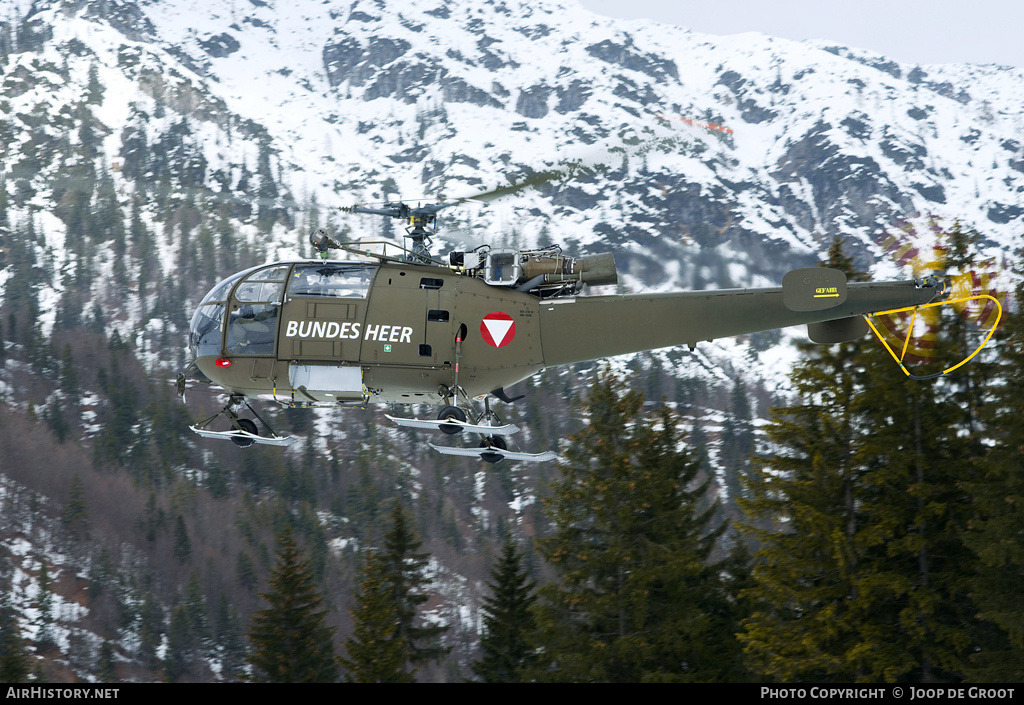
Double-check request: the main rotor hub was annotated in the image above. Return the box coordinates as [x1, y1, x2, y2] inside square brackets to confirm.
[341, 200, 462, 263]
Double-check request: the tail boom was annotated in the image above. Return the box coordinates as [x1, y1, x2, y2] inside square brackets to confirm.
[538, 278, 940, 367]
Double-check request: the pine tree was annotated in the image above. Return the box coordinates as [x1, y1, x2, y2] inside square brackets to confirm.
[527, 367, 742, 682]
[62, 473, 89, 540]
[172, 515, 191, 562]
[137, 590, 164, 669]
[738, 318, 875, 678]
[961, 245, 1024, 681]
[96, 641, 117, 683]
[339, 550, 414, 683]
[851, 349, 975, 681]
[164, 603, 192, 682]
[247, 526, 338, 683]
[379, 502, 448, 672]
[35, 558, 55, 650]
[739, 237, 977, 682]
[0, 572, 30, 683]
[212, 594, 246, 681]
[472, 537, 537, 682]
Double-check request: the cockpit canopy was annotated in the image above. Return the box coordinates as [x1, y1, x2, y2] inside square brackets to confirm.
[188, 262, 374, 360]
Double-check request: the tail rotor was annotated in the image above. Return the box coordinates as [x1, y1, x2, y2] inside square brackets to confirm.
[868, 215, 1008, 376]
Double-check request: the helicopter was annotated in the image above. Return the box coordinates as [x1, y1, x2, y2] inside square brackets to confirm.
[177, 182, 984, 463]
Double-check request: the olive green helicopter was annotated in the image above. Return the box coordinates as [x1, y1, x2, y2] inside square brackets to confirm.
[178, 171, 979, 463]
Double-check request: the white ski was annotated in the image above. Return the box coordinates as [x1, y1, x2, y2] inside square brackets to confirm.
[190, 426, 298, 447]
[385, 414, 519, 436]
[428, 443, 557, 463]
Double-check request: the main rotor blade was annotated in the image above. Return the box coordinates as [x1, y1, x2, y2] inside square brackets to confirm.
[450, 131, 688, 205]
[454, 162, 590, 204]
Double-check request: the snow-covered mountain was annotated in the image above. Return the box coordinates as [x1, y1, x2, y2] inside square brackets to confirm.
[4, 0, 1022, 367]
[1, 0, 1022, 681]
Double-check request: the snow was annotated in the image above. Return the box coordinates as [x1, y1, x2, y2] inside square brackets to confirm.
[1, 0, 1021, 681]
[0, 0, 1020, 458]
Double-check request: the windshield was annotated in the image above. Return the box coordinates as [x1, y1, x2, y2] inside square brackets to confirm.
[189, 303, 225, 359]
[200, 268, 254, 305]
[190, 264, 291, 359]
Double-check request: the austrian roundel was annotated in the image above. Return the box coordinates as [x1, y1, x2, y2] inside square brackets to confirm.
[480, 311, 516, 348]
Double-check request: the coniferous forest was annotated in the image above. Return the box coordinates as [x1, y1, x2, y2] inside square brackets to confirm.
[3, 238, 1024, 682]
[1, 2, 1023, 685]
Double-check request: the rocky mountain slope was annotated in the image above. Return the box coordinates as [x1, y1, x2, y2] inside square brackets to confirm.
[1, 0, 1021, 681]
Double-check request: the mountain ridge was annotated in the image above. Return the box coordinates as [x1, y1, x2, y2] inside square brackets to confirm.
[0, 0, 1021, 681]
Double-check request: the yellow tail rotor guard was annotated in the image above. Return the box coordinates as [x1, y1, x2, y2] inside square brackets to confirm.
[864, 294, 1003, 380]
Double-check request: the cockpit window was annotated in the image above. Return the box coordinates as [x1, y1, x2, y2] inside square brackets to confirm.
[235, 280, 283, 303]
[235, 266, 288, 303]
[288, 264, 373, 298]
[200, 269, 249, 304]
[248, 265, 290, 282]
[189, 303, 225, 358]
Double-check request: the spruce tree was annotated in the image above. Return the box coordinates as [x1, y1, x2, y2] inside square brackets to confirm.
[172, 515, 191, 563]
[739, 238, 872, 680]
[213, 594, 246, 681]
[164, 603, 192, 682]
[165, 573, 210, 681]
[379, 502, 448, 672]
[137, 590, 164, 669]
[527, 367, 742, 682]
[183, 573, 210, 648]
[961, 246, 1024, 681]
[247, 526, 338, 683]
[472, 537, 537, 682]
[0, 573, 30, 683]
[852, 352, 975, 681]
[339, 550, 414, 683]
[236, 551, 257, 591]
[44, 396, 69, 444]
[720, 379, 755, 516]
[62, 473, 89, 540]
[96, 641, 117, 683]
[739, 319, 876, 677]
[848, 225, 984, 682]
[59, 343, 78, 398]
[35, 558, 55, 650]
[739, 237, 977, 682]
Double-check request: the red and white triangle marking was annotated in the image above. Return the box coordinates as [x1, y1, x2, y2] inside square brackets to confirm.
[481, 311, 516, 347]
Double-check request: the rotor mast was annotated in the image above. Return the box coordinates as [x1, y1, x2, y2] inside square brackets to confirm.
[340, 200, 462, 263]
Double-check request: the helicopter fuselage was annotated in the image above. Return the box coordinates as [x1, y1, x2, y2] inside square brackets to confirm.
[189, 256, 941, 409]
[191, 259, 546, 405]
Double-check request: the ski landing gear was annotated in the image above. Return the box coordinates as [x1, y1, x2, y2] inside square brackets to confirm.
[387, 392, 555, 463]
[190, 395, 297, 447]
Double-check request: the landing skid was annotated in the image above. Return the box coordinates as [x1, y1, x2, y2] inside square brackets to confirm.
[428, 443, 557, 463]
[386, 390, 554, 461]
[385, 414, 519, 436]
[190, 426, 297, 447]
[190, 395, 296, 448]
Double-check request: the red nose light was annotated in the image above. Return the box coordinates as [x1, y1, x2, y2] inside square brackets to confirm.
[215, 358, 232, 367]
